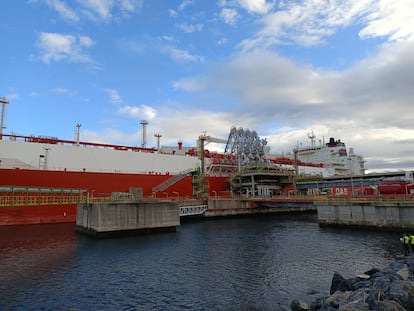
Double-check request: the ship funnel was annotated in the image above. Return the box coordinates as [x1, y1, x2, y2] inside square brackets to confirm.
[140, 120, 149, 148]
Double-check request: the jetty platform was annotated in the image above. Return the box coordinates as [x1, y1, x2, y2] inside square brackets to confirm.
[75, 200, 179, 237]
[204, 197, 315, 217]
[315, 196, 414, 231]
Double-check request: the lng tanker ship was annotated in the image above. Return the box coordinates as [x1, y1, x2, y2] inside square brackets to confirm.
[0, 132, 233, 225]
[0, 96, 366, 226]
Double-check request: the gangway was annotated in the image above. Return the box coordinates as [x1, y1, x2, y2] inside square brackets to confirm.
[152, 168, 195, 195]
[179, 204, 207, 217]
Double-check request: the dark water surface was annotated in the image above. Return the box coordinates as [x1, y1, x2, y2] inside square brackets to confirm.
[0, 215, 402, 310]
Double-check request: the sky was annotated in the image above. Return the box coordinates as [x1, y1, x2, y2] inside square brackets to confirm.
[1, 0, 414, 173]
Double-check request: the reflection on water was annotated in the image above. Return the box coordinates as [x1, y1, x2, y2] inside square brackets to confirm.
[0, 215, 401, 310]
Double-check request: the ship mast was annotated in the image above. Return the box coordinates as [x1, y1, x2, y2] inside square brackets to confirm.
[140, 120, 149, 148]
[308, 131, 316, 148]
[154, 133, 162, 151]
[76, 123, 81, 146]
[0, 97, 9, 140]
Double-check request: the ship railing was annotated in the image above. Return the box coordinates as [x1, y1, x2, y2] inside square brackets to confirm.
[0, 186, 88, 207]
[314, 194, 414, 204]
[1, 134, 158, 153]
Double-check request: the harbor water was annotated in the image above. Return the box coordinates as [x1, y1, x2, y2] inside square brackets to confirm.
[0, 214, 401, 311]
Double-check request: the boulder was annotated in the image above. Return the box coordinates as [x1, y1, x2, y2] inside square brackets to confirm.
[388, 278, 407, 307]
[401, 280, 414, 310]
[338, 300, 369, 311]
[377, 300, 407, 311]
[404, 254, 414, 273]
[290, 299, 309, 311]
[309, 297, 324, 311]
[330, 273, 350, 294]
[324, 291, 351, 308]
[396, 266, 410, 280]
[364, 267, 381, 276]
[292, 254, 414, 310]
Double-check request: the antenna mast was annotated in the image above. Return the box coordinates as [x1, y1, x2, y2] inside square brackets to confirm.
[0, 97, 9, 140]
[154, 133, 162, 151]
[140, 120, 149, 148]
[76, 123, 81, 146]
[308, 131, 316, 147]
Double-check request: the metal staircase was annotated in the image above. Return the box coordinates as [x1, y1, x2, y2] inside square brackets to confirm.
[152, 168, 195, 195]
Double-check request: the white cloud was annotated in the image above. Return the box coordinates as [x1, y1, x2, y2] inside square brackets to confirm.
[80, 0, 113, 20]
[82, 128, 140, 145]
[106, 89, 122, 104]
[4, 89, 19, 101]
[237, 0, 274, 15]
[217, 38, 228, 45]
[172, 78, 202, 91]
[118, 104, 157, 120]
[238, 0, 414, 50]
[359, 0, 414, 41]
[148, 108, 236, 147]
[79, 36, 95, 47]
[35, 32, 95, 64]
[174, 39, 414, 171]
[119, 0, 143, 14]
[177, 23, 204, 33]
[220, 8, 239, 26]
[168, 9, 178, 17]
[37, 0, 142, 22]
[44, 0, 79, 21]
[162, 35, 175, 42]
[179, 0, 194, 11]
[53, 87, 78, 97]
[164, 46, 203, 62]
[53, 87, 70, 94]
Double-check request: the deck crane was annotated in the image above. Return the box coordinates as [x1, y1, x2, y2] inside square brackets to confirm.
[196, 133, 227, 199]
[197, 133, 227, 175]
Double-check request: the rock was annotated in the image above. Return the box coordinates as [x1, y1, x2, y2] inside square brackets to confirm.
[396, 267, 410, 280]
[338, 300, 369, 310]
[373, 276, 392, 293]
[377, 299, 407, 311]
[351, 279, 372, 290]
[330, 273, 347, 294]
[390, 261, 407, 274]
[401, 280, 414, 310]
[309, 297, 324, 311]
[324, 291, 351, 308]
[291, 254, 414, 311]
[388, 278, 408, 308]
[364, 267, 381, 276]
[290, 299, 310, 311]
[404, 254, 414, 273]
[356, 274, 370, 280]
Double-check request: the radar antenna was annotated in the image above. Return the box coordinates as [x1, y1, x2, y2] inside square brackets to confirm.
[307, 131, 316, 147]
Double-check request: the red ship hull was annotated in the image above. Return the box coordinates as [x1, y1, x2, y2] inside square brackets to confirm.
[0, 168, 229, 226]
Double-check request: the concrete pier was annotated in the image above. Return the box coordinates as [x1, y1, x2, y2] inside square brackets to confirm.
[75, 201, 179, 237]
[316, 198, 414, 230]
[205, 198, 315, 217]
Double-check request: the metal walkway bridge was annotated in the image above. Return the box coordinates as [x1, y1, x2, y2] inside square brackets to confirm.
[179, 204, 207, 217]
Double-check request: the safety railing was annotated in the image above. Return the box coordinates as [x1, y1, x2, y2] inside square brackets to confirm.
[314, 194, 414, 205]
[0, 186, 88, 207]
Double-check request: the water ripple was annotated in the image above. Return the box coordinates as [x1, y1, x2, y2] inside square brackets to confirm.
[0, 216, 400, 310]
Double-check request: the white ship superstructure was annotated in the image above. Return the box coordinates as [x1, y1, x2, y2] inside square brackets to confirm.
[296, 133, 365, 176]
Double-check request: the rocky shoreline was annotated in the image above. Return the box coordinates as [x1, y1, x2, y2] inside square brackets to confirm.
[291, 254, 414, 311]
